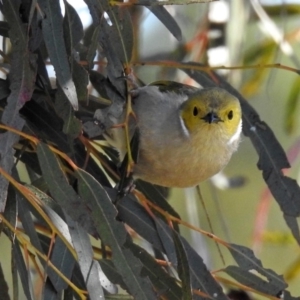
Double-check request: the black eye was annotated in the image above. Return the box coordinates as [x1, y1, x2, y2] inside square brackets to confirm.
[228, 110, 233, 120]
[193, 107, 198, 116]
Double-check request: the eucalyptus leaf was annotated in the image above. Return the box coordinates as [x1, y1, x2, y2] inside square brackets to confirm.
[36, 143, 97, 236]
[12, 240, 34, 300]
[146, 6, 182, 41]
[75, 168, 157, 300]
[38, 0, 78, 110]
[173, 231, 192, 300]
[0, 0, 37, 212]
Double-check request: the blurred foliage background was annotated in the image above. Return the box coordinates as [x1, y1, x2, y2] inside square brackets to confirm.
[0, 0, 300, 299]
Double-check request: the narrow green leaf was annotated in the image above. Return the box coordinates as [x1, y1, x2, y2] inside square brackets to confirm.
[228, 243, 287, 292]
[224, 266, 284, 296]
[152, 218, 227, 300]
[262, 171, 300, 217]
[116, 194, 165, 252]
[83, 0, 110, 24]
[97, 7, 132, 94]
[155, 218, 177, 265]
[54, 87, 81, 138]
[12, 240, 34, 300]
[129, 243, 183, 300]
[75, 169, 157, 300]
[104, 7, 134, 65]
[47, 237, 75, 291]
[17, 193, 45, 253]
[135, 180, 180, 231]
[38, 0, 78, 110]
[99, 259, 128, 292]
[11, 238, 19, 299]
[0, 0, 37, 212]
[173, 231, 192, 300]
[85, 24, 101, 69]
[63, 286, 74, 300]
[283, 215, 300, 245]
[36, 143, 97, 236]
[72, 59, 89, 103]
[42, 280, 58, 299]
[4, 183, 18, 229]
[147, 6, 182, 41]
[67, 216, 107, 297]
[63, 1, 83, 56]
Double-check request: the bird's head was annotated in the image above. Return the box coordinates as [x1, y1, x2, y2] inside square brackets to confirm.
[179, 87, 242, 143]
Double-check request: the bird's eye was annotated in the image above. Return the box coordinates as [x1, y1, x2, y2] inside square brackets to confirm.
[193, 107, 198, 116]
[228, 110, 233, 120]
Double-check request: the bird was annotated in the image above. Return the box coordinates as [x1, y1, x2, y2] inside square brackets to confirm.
[105, 81, 242, 188]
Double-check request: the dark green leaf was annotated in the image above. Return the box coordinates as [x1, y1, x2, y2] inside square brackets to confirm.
[173, 231, 192, 300]
[28, 5, 43, 52]
[0, 0, 37, 212]
[83, 0, 110, 23]
[75, 168, 157, 299]
[85, 24, 101, 69]
[155, 218, 177, 266]
[135, 180, 180, 231]
[47, 237, 75, 292]
[54, 86, 81, 138]
[103, 7, 134, 65]
[283, 215, 300, 245]
[4, 182, 18, 228]
[224, 266, 284, 296]
[228, 243, 287, 292]
[99, 259, 128, 292]
[116, 193, 165, 252]
[98, 7, 133, 94]
[12, 240, 33, 300]
[17, 193, 44, 253]
[262, 170, 300, 217]
[181, 236, 227, 300]
[63, 286, 74, 300]
[67, 216, 108, 298]
[36, 142, 97, 236]
[129, 242, 183, 300]
[72, 59, 89, 104]
[11, 239, 19, 299]
[146, 6, 182, 41]
[63, 1, 83, 56]
[24, 183, 65, 219]
[42, 279, 58, 300]
[154, 217, 227, 299]
[38, 0, 78, 110]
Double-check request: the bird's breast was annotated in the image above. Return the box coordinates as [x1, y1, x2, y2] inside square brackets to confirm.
[134, 126, 237, 187]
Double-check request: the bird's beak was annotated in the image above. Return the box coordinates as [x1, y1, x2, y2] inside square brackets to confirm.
[201, 112, 222, 124]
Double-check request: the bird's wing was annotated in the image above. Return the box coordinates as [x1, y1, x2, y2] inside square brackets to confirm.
[149, 81, 199, 97]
